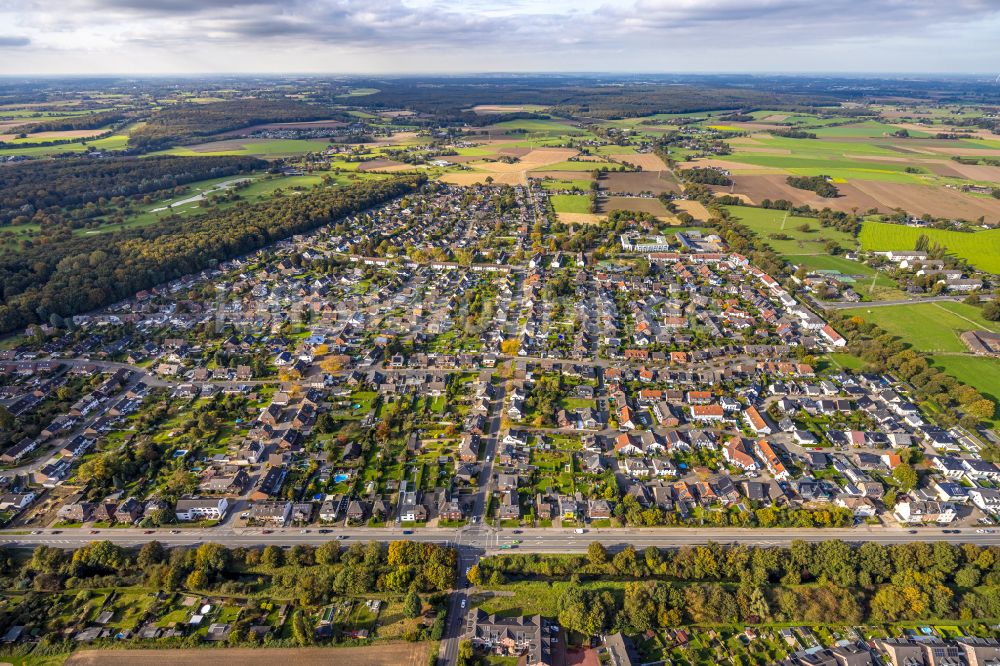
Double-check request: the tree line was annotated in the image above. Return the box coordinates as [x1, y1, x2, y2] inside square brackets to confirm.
[7, 110, 133, 136]
[0, 155, 265, 227]
[471, 540, 1000, 634]
[0, 175, 425, 334]
[680, 168, 732, 186]
[130, 99, 348, 149]
[355, 79, 837, 120]
[787, 175, 839, 198]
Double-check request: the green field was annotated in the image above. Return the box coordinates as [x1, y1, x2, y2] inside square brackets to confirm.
[859, 222, 1000, 274]
[785, 254, 874, 275]
[487, 118, 592, 137]
[549, 194, 592, 214]
[538, 177, 593, 192]
[724, 206, 858, 256]
[159, 138, 336, 157]
[0, 133, 129, 157]
[824, 352, 868, 371]
[841, 301, 1000, 353]
[930, 354, 1000, 405]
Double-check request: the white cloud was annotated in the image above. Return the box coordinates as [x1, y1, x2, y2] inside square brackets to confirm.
[0, 0, 997, 73]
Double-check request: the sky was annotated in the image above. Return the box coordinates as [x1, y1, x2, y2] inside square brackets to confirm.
[1, 0, 999, 75]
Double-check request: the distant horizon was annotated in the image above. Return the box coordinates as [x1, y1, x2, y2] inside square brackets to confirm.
[1, 1, 998, 76]
[1, 71, 999, 82]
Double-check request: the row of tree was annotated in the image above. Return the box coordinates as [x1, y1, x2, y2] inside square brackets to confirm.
[130, 99, 347, 148]
[472, 540, 1000, 633]
[17, 539, 456, 600]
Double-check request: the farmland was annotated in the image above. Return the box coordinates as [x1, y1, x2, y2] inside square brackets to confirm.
[670, 111, 1000, 223]
[859, 222, 1000, 274]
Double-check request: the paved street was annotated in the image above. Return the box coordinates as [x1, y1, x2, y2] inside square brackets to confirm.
[3, 524, 999, 550]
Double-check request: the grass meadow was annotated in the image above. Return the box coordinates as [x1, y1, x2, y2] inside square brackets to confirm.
[859, 222, 1000, 274]
[841, 301, 1000, 353]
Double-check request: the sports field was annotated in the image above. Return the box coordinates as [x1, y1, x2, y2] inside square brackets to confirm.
[841, 301, 1000, 353]
[859, 222, 1000, 274]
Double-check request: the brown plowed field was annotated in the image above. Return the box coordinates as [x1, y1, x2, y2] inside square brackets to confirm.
[598, 170, 678, 194]
[600, 196, 670, 218]
[357, 159, 406, 171]
[717, 173, 1000, 223]
[608, 152, 669, 171]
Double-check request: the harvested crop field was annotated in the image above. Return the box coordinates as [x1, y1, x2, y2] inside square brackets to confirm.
[496, 146, 533, 158]
[65, 644, 430, 666]
[598, 170, 678, 194]
[439, 171, 525, 186]
[607, 152, 669, 171]
[558, 212, 605, 224]
[674, 199, 711, 221]
[475, 147, 578, 173]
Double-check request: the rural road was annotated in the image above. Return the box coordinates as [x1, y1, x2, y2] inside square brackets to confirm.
[825, 295, 961, 310]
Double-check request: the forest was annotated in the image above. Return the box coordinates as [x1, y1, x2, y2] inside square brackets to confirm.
[0, 175, 425, 334]
[472, 540, 1000, 635]
[0, 155, 266, 227]
[6, 110, 133, 135]
[355, 79, 838, 120]
[129, 99, 348, 149]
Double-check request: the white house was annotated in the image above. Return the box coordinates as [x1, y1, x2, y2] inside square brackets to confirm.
[175, 498, 229, 522]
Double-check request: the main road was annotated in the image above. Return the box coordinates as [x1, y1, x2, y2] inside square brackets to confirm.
[3, 525, 999, 551]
